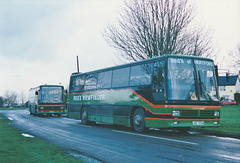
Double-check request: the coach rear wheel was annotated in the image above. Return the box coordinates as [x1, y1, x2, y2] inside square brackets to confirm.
[29, 107, 33, 115]
[35, 107, 38, 116]
[133, 108, 145, 132]
[81, 107, 88, 125]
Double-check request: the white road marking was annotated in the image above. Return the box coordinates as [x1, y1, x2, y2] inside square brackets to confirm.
[62, 118, 92, 128]
[204, 135, 240, 142]
[217, 154, 240, 161]
[62, 117, 81, 122]
[112, 130, 199, 146]
[74, 124, 92, 128]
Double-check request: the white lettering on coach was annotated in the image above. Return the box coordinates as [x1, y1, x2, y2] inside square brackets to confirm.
[73, 94, 105, 101]
[73, 95, 81, 101]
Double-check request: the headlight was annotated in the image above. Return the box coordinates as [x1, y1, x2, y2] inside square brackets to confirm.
[214, 111, 220, 117]
[214, 122, 218, 125]
[172, 111, 180, 117]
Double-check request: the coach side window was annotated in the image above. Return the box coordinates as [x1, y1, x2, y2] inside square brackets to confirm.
[112, 67, 130, 88]
[130, 63, 152, 86]
[97, 71, 112, 89]
[84, 74, 97, 90]
[69, 77, 74, 91]
[73, 76, 85, 92]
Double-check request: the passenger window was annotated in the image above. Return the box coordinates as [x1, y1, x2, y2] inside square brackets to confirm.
[69, 77, 74, 91]
[130, 63, 152, 86]
[84, 74, 97, 90]
[112, 67, 130, 88]
[74, 76, 85, 91]
[97, 71, 112, 89]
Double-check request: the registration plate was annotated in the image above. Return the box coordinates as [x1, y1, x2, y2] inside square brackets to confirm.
[192, 121, 204, 125]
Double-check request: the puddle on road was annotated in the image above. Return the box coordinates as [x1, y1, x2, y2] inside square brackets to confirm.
[21, 133, 35, 138]
[68, 152, 102, 163]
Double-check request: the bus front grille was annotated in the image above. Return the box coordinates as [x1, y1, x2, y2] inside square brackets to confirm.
[182, 110, 198, 116]
[181, 110, 214, 117]
[200, 110, 214, 117]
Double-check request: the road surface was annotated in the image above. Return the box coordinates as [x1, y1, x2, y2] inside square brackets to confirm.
[1, 109, 240, 163]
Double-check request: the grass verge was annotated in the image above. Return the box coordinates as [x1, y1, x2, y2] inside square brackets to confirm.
[0, 107, 27, 110]
[196, 105, 240, 134]
[0, 114, 83, 163]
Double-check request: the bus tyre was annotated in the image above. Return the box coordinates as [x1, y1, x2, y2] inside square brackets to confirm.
[29, 107, 32, 115]
[34, 107, 37, 116]
[81, 107, 88, 125]
[36, 109, 39, 116]
[133, 108, 145, 132]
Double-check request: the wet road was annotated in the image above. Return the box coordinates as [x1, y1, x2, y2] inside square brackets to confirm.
[1, 109, 240, 163]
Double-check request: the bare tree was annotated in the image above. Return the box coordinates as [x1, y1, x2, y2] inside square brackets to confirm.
[184, 27, 214, 57]
[0, 96, 4, 108]
[229, 43, 240, 69]
[4, 90, 18, 107]
[104, 0, 214, 61]
[19, 90, 27, 107]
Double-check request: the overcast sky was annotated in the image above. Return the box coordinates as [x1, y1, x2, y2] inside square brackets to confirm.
[0, 0, 239, 98]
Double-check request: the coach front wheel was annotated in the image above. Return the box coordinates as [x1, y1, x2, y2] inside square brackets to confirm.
[133, 108, 145, 132]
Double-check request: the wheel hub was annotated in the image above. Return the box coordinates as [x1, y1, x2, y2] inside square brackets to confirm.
[134, 114, 142, 126]
[82, 111, 86, 120]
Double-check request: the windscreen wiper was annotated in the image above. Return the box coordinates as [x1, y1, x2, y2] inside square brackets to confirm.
[198, 71, 212, 102]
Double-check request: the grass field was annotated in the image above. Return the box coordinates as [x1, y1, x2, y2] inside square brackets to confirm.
[0, 114, 83, 163]
[197, 105, 240, 134]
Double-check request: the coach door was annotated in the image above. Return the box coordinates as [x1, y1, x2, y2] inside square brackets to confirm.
[152, 61, 165, 102]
